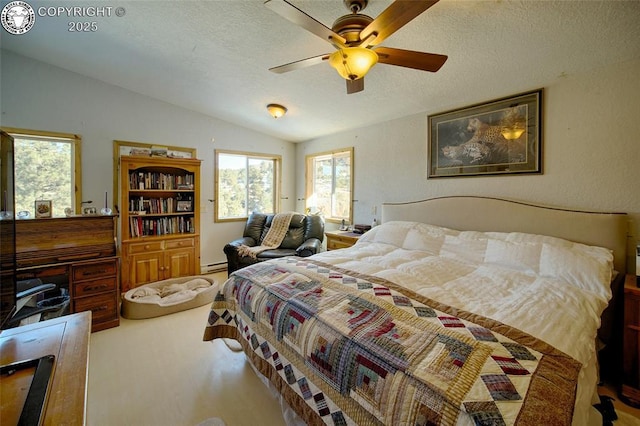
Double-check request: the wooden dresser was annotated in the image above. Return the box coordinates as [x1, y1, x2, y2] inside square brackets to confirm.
[1, 311, 91, 425]
[15, 215, 119, 332]
[325, 230, 362, 250]
[622, 274, 640, 407]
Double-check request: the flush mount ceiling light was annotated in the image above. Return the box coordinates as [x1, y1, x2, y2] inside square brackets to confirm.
[267, 103, 287, 119]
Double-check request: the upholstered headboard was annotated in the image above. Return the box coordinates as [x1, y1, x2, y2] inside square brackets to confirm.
[382, 196, 629, 273]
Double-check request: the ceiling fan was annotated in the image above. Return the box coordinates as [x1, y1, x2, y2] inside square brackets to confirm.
[265, 0, 448, 94]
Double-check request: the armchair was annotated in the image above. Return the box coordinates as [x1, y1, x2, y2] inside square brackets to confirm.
[224, 212, 324, 275]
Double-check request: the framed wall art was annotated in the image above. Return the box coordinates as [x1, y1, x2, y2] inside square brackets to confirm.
[428, 89, 542, 178]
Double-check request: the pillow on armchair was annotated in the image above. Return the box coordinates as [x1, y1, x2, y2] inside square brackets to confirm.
[224, 212, 324, 275]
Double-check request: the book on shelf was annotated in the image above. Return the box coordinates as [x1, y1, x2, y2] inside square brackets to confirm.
[128, 216, 193, 237]
[128, 195, 194, 214]
[128, 171, 194, 190]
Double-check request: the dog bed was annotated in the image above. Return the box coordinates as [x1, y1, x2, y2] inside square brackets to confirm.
[121, 276, 217, 319]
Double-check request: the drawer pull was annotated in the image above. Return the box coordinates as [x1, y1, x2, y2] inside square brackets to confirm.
[81, 269, 110, 277]
[144, 245, 151, 250]
[92, 305, 109, 312]
[628, 324, 640, 332]
[84, 284, 109, 292]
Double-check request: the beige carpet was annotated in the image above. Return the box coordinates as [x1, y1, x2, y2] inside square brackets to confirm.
[87, 272, 286, 426]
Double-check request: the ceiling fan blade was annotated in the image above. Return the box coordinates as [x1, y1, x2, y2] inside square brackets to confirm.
[346, 78, 364, 94]
[360, 0, 439, 47]
[269, 54, 330, 74]
[375, 46, 447, 72]
[264, 0, 346, 46]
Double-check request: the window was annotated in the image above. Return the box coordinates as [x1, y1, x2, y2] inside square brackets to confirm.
[3, 128, 81, 218]
[215, 150, 281, 221]
[305, 148, 353, 223]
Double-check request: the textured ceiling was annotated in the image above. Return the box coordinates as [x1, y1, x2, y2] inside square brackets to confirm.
[1, 0, 639, 142]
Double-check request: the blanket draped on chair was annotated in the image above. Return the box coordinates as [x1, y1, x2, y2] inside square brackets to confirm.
[237, 212, 295, 259]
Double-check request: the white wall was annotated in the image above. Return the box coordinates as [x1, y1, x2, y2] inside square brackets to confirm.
[297, 59, 640, 270]
[3, 49, 639, 271]
[0, 50, 297, 267]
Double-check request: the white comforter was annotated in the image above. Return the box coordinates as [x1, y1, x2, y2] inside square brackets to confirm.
[312, 221, 614, 425]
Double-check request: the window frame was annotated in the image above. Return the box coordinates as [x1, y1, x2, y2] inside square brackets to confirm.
[2, 127, 82, 216]
[214, 149, 282, 223]
[305, 147, 354, 224]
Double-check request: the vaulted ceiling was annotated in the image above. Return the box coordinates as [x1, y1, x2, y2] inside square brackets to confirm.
[2, 0, 639, 142]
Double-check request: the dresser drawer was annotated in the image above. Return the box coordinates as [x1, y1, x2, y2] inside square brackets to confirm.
[165, 238, 194, 250]
[74, 277, 117, 297]
[326, 232, 360, 250]
[128, 241, 164, 254]
[327, 239, 353, 250]
[73, 260, 117, 281]
[74, 292, 118, 325]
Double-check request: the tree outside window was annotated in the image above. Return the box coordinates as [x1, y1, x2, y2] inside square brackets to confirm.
[215, 150, 280, 221]
[4, 128, 81, 218]
[306, 148, 353, 223]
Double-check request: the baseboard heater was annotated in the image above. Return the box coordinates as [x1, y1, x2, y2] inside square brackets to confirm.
[200, 262, 227, 274]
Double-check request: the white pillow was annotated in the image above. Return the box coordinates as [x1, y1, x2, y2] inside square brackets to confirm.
[484, 239, 542, 274]
[440, 235, 487, 265]
[539, 243, 613, 299]
[402, 226, 447, 254]
[359, 222, 409, 247]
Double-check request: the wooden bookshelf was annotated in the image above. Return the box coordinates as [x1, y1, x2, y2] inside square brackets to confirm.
[119, 155, 201, 292]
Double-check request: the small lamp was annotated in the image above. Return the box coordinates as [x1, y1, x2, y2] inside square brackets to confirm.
[267, 104, 287, 119]
[328, 47, 378, 81]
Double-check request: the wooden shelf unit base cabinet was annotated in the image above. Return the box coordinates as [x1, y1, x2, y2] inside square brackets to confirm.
[121, 235, 199, 293]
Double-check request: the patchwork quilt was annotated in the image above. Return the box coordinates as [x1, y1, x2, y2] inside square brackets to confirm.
[203, 257, 582, 426]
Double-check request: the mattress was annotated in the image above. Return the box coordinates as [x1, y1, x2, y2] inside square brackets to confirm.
[204, 221, 615, 425]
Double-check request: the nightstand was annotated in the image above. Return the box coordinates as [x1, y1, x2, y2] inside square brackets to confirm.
[325, 230, 361, 250]
[622, 274, 640, 407]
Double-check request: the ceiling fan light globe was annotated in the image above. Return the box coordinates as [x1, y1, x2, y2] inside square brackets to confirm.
[328, 47, 378, 81]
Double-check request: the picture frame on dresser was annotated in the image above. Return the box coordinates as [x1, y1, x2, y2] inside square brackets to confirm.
[428, 89, 543, 178]
[34, 200, 52, 218]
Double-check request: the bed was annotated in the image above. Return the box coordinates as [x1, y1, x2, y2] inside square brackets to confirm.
[203, 196, 629, 425]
